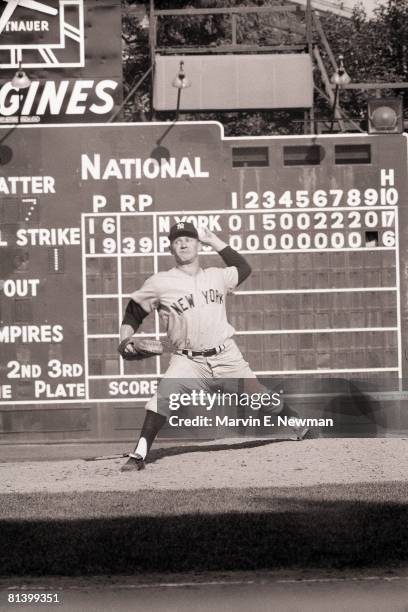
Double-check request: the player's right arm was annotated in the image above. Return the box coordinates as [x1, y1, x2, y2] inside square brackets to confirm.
[218, 246, 251, 286]
[198, 228, 251, 287]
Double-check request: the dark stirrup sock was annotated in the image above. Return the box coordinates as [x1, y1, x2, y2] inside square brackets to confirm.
[134, 411, 167, 459]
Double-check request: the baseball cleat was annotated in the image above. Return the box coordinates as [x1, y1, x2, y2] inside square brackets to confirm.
[120, 453, 145, 472]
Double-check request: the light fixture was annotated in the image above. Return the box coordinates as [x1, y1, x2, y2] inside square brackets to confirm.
[171, 61, 191, 120]
[172, 61, 191, 90]
[132, 2, 149, 29]
[139, 14, 149, 29]
[330, 55, 351, 87]
[11, 62, 31, 90]
[329, 55, 351, 132]
[367, 97, 403, 133]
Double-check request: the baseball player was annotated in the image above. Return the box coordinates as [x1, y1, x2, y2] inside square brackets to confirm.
[119, 222, 307, 471]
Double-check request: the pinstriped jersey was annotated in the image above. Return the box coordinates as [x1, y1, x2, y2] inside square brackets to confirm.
[130, 266, 239, 350]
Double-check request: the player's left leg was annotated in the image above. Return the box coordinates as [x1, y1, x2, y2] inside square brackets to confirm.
[210, 339, 309, 440]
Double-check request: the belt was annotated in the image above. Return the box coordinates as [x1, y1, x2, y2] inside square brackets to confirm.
[179, 344, 225, 358]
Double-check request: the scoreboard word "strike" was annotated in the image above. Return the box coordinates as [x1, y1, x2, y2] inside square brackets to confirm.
[15, 228, 81, 247]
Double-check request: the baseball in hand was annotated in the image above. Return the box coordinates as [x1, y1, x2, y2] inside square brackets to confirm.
[197, 227, 214, 243]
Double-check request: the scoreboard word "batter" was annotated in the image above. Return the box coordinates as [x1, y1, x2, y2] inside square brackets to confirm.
[0, 176, 55, 194]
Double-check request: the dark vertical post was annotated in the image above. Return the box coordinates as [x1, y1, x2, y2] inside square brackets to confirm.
[231, 12, 237, 46]
[175, 88, 181, 121]
[306, 0, 314, 133]
[329, 84, 339, 132]
[149, 0, 156, 120]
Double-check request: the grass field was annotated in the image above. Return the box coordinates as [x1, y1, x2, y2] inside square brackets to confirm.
[1, 481, 407, 576]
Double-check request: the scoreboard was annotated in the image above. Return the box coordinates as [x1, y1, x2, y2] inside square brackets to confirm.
[0, 122, 407, 442]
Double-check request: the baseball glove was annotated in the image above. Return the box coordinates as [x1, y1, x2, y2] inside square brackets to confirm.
[117, 336, 164, 361]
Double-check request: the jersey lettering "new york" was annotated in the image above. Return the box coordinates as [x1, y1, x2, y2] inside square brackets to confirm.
[130, 266, 238, 350]
[170, 288, 224, 315]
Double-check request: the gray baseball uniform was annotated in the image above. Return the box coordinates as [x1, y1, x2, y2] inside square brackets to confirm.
[129, 260, 258, 416]
[130, 265, 238, 351]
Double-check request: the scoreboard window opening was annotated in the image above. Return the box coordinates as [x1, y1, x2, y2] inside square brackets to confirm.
[14, 299, 32, 323]
[365, 231, 379, 246]
[15, 347, 30, 367]
[283, 145, 323, 166]
[1, 199, 20, 223]
[335, 144, 371, 165]
[89, 359, 103, 376]
[232, 147, 269, 167]
[16, 381, 32, 401]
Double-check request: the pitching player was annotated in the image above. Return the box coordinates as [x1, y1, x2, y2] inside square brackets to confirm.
[120, 222, 306, 471]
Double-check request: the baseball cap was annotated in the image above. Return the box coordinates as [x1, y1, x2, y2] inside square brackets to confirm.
[168, 221, 198, 243]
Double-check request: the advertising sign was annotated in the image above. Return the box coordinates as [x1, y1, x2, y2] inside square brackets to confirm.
[0, 0, 122, 123]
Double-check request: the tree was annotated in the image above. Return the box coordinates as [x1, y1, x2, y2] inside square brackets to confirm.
[121, 0, 408, 133]
[318, 0, 408, 126]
